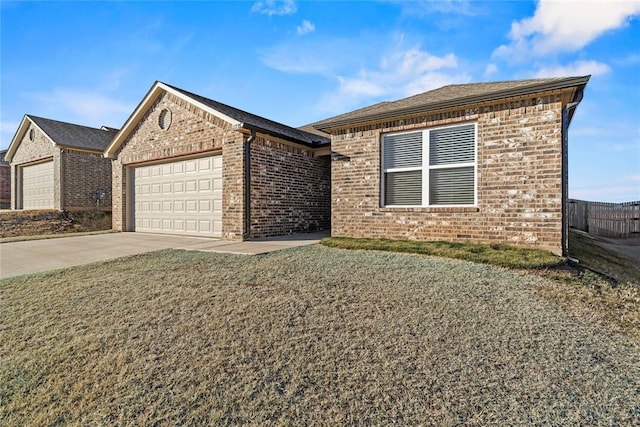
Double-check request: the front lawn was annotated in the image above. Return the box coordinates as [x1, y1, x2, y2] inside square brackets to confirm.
[1, 246, 639, 425]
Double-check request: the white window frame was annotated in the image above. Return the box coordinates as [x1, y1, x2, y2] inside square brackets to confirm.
[381, 122, 477, 208]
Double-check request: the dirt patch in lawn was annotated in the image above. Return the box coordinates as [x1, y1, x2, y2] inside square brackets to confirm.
[1, 247, 638, 425]
[0, 210, 111, 238]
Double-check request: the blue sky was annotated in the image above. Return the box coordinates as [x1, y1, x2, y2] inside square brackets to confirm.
[1, 0, 638, 202]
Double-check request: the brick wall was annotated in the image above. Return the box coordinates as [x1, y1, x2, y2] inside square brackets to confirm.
[61, 149, 112, 210]
[330, 93, 566, 254]
[9, 124, 58, 209]
[111, 90, 331, 240]
[249, 136, 331, 238]
[111, 91, 245, 237]
[0, 164, 10, 209]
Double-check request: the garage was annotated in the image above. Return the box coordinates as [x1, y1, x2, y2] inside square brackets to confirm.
[133, 155, 222, 237]
[22, 161, 54, 209]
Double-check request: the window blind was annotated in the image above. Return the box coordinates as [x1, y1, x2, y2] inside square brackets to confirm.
[385, 170, 422, 205]
[429, 124, 475, 166]
[383, 131, 422, 169]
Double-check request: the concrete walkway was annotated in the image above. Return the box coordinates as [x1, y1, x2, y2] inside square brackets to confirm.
[0, 231, 328, 279]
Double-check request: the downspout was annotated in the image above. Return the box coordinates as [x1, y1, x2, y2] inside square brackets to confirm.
[243, 129, 256, 240]
[562, 91, 584, 256]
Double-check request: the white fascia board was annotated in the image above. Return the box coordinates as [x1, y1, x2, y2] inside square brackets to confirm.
[159, 83, 242, 128]
[104, 82, 242, 158]
[104, 83, 164, 158]
[5, 115, 57, 162]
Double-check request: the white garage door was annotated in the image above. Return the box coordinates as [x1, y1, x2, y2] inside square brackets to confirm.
[22, 161, 54, 209]
[133, 155, 222, 237]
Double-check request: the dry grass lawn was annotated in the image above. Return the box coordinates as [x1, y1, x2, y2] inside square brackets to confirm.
[1, 246, 639, 425]
[0, 209, 112, 239]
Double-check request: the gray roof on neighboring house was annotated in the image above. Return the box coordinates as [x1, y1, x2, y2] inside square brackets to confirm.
[28, 115, 119, 151]
[164, 84, 330, 147]
[0, 150, 8, 165]
[312, 76, 590, 131]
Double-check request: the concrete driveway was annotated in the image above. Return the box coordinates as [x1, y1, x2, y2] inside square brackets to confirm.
[0, 232, 327, 279]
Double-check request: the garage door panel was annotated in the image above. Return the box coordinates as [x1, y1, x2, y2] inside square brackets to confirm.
[199, 200, 212, 212]
[185, 160, 197, 173]
[22, 161, 54, 209]
[134, 155, 222, 237]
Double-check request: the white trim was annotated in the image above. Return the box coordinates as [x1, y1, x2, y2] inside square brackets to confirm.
[5, 116, 57, 162]
[381, 122, 477, 208]
[104, 82, 242, 158]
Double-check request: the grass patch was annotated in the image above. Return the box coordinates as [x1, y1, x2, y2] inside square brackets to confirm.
[1, 247, 638, 425]
[321, 236, 563, 269]
[320, 235, 640, 340]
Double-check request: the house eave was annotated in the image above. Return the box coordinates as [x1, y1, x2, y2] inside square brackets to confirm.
[232, 122, 330, 148]
[104, 82, 245, 159]
[315, 76, 591, 132]
[5, 115, 57, 163]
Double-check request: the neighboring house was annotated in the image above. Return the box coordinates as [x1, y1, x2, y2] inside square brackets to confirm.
[0, 150, 10, 209]
[5, 115, 117, 210]
[104, 81, 330, 239]
[311, 76, 590, 256]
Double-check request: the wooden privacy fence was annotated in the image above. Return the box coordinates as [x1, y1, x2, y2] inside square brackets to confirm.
[568, 199, 640, 238]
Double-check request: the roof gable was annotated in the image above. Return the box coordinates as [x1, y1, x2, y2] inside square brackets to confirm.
[312, 76, 590, 131]
[5, 115, 118, 162]
[105, 81, 329, 158]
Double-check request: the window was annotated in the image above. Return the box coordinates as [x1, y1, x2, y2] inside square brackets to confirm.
[382, 123, 476, 207]
[158, 109, 172, 130]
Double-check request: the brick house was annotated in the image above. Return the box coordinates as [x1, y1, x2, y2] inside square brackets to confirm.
[311, 76, 590, 255]
[104, 81, 330, 239]
[0, 150, 10, 209]
[5, 115, 117, 210]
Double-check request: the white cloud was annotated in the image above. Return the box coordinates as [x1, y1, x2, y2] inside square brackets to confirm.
[260, 37, 362, 75]
[614, 52, 640, 66]
[494, 0, 640, 58]
[0, 121, 21, 149]
[261, 33, 470, 115]
[296, 20, 315, 35]
[251, 0, 297, 16]
[484, 63, 498, 77]
[26, 89, 132, 128]
[0, 120, 20, 133]
[261, 45, 333, 75]
[395, 0, 482, 17]
[534, 60, 611, 77]
[570, 183, 640, 202]
[320, 47, 470, 114]
[337, 48, 461, 98]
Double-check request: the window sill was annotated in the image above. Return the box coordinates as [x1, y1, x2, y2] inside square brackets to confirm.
[380, 206, 480, 213]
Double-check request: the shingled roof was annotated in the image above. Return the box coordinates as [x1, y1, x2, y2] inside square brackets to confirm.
[165, 84, 330, 147]
[5, 115, 119, 162]
[312, 76, 590, 131]
[105, 81, 329, 157]
[27, 115, 118, 151]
